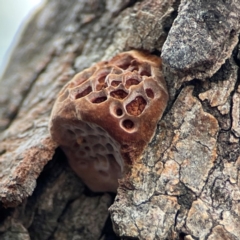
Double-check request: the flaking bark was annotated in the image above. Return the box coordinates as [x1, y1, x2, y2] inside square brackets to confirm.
[0, 0, 240, 239]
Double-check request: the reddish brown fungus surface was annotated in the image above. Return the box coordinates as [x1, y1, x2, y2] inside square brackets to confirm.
[146, 88, 154, 98]
[125, 79, 140, 88]
[122, 119, 134, 129]
[126, 96, 147, 116]
[75, 86, 92, 99]
[92, 96, 107, 103]
[116, 108, 123, 116]
[49, 50, 168, 192]
[110, 90, 128, 99]
[111, 81, 121, 87]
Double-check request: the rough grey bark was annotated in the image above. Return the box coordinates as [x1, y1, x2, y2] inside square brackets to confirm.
[0, 0, 240, 240]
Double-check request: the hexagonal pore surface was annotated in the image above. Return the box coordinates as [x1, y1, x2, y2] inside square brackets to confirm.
[49, 50, 168, 192]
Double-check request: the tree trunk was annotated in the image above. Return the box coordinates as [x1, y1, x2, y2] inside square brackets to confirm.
[0, 0, 240, 239]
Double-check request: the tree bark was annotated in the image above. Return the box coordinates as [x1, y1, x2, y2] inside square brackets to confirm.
[0, 0, 240, 239]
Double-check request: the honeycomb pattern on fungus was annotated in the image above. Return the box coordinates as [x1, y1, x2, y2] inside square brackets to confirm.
[49, 50, 168, 192]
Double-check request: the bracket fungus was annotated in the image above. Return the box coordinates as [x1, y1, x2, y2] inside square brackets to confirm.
[49, 51, 168, 192]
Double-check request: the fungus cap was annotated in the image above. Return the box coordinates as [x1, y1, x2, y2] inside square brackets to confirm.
[49, 50, 168, 192]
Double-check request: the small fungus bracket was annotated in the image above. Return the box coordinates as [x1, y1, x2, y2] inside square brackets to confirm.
[49, 50, 169, 192]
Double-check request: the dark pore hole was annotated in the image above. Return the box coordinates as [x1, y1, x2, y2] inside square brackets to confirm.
[126, 96, 147, 116]
[145, 88, 154, 98]
[92, 96, 107, 103]
[140, 70, 151, 76]
[75, 86, 92, 99]
[122, 119, 134, 129]
[96, 73, 108, 91]
[128, 60, 140, 72]
[106, 143, 114, 152]
[96, 83, 108, 91]
[98, 75, 107, 83]
[98, 170, 109, 177]
[125, 79, 140, 88]
[110, 90, 128, 99]
[107, 154, 116, 161]
[67, 129, 75, 135]
[118, 63, 131, 70]
[115, 56, 134, 70]
[116, 108, 123, 116]
[111, 81, 121, 87]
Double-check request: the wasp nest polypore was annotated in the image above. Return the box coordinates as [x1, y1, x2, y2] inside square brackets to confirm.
[49, 51, 168, 192]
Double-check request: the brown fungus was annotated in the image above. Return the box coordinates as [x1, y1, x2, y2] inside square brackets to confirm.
[49, 50, 168, 192]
